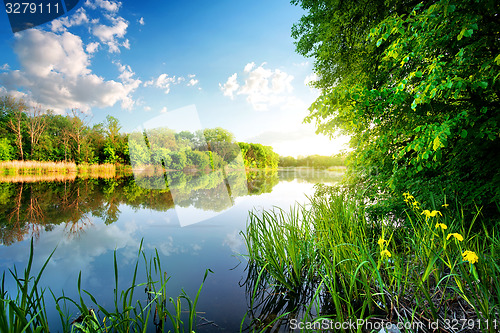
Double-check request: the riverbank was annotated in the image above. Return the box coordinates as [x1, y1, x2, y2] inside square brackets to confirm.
[0, 161, 130, 181]
[242, 184, 500, 332]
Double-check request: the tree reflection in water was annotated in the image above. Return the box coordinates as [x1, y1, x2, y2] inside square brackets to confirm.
[0, 170, 280, 245]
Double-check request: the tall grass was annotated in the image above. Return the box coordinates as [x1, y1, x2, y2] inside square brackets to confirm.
[0, 161, 77, 175]
[0, 161, 119, 180]
[241, 185, 500, 332]
[0, 239, 211, 332]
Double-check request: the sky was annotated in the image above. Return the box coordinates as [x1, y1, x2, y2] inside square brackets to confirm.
[0, 0, 349, 157]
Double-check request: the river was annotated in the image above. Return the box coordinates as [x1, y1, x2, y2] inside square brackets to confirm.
[0, 168, 342, 332]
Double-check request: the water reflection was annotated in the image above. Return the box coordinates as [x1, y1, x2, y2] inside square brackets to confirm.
[0, 170, 284, 245]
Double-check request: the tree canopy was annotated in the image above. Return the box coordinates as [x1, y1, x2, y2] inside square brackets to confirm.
[292, 0, 500, 218]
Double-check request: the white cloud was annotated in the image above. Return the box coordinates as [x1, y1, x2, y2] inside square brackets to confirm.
[144, 73, 184, 94]
[219, 73, 239, 99]
[138, 17, 145, 25]
[0, 64, 9, 71]
[0, 29, 139, 113]
[51, 7, 89, 32]
[84, 0, 121, 13]
[160, 106, 167, 113]
[92, 16, 128, 53]
[221, 63, 295, 110]
[86, 42, 100, 54]
[304, 72, 319, 86]
[187, 78, 199, 86]
[143, 106, 151, 111]
[244, 62, 255, 72]
[115, 62, 142, 109]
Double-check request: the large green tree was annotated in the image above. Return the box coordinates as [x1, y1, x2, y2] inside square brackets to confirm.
[292, 0, 500, 218]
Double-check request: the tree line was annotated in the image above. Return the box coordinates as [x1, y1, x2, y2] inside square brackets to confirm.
[0, 96, 279, 170]
[279, 154, 345, 169]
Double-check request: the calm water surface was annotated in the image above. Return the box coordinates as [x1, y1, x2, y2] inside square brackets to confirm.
[0, 168, 342, 332]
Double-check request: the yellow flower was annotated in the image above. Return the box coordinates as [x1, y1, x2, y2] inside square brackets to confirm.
[442, 203, 449, 208]
[447, 233, 464, 242]
[378, 238, 388, 246]
[430, 210, 442, 217]
[412, 201, 419, 206]
[462, 250, 478, 264]
[422, 210, 442, 220]
[435, 223, 447, 230]
[403, 192, 410, 197]
[380, 249, 391, 258]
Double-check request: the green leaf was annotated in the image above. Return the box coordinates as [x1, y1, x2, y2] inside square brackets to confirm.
[478, 81, 488, 89]
[460, 129, 467, 138]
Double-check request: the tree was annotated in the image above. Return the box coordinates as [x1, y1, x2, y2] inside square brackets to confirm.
[26, 104, 47, 160]
[67, 109, 91, 163]
[292, 0, 500, 217]
[2, 96, 27, 160]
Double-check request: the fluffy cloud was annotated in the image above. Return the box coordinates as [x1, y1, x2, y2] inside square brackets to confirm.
[304, 72, 319, 86]
[144, 74, 185, 94]
[84, 0, 121, 13]
[86, 41, 100, 54]
[92, 16, 128, 53]
[220, 63, 294, 110]
[0, 29, 139, 112]
[219, 73, 239, 99]
[51, 7, 89, 32]
[138, 17, 145, 25]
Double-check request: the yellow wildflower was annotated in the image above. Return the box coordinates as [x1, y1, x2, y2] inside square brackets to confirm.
[442, 203, 449, 208]
[435, 223, 447, 230]
[430, 210, 442, 217]
[447, 233, 464, 242]
[462, 251, 478, 264]
[422, 210, 442, 220]
[380, 249, 391, 258]
[378, 238, 388, 246]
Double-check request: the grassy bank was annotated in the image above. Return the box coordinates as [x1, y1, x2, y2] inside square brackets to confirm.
[0, 161, 121, 180]
[0, 240, 211, 333]
[241, 185, 500, 332]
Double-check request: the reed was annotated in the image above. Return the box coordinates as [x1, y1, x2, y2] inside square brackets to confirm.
[0, 161, 77, 175]
[77, 163, 116, 179]
[0, 239, 211, 332]
[241, 185, 500, 332]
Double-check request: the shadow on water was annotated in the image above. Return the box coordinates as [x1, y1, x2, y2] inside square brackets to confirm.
[0, 170, 284, 245]
[240, 261, 330, 333]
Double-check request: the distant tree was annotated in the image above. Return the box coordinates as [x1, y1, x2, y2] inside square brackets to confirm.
[26, 105, 47, 160]
[2, 96, 28, 160]
[67, 109, 91, 163]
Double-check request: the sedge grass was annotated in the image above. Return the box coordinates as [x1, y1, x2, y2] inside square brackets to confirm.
[241, 185, 500, 332]
[0, 161, 77, 175]
[0, 239, 211, 333]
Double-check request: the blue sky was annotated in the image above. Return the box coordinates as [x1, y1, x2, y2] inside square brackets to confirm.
[0, 0, 348, 157]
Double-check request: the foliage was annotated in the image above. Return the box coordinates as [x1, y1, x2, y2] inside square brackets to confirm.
[242, 186, 500, 331]
[292, 0, 500, 220]
[238, 142, 279, 169]
[279, 154, 345, 168]
[0, 138, 13, 161]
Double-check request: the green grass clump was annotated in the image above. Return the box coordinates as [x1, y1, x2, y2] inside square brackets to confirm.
[0, 239, 211, 332]
[241, 185, 500, 332]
